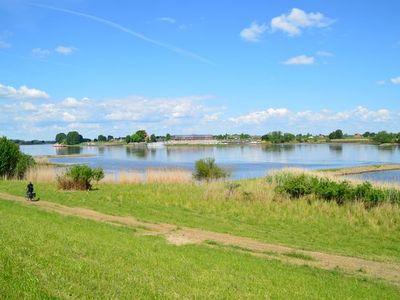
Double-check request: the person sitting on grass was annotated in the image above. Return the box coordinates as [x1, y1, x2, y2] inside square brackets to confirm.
[26, 182, 36, 201]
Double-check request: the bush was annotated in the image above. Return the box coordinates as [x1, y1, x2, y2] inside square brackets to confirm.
[0, 137, 35, 179]
[57, 165, 104, 190]
[273, 171, 400, 207]
[194, 158, 229, 181]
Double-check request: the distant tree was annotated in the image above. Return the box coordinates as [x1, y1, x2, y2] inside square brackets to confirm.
[131, 130, 147, 143]
[107, 135, 114, 141]
[328, 129, 344, 140]
[125, 135, 131, 143]
[373, 131, 395, 144]
[98, 135, 107, 142]
[165, 133, 171, 141]
[239, 133, 251, 140]
[55, 133, 67, 144]
[66, 131, 83, 145]
[150, 134, 157, 143]
[283, 133, 296, 143]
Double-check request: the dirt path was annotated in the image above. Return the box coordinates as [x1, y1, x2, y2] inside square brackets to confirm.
[1, 191, 399, 285]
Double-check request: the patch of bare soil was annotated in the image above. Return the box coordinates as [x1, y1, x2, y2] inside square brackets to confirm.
[1, 191, 399, 285]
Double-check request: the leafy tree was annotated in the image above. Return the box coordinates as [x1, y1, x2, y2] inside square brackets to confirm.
[107, 135, 114, 141]
[98, 135, 107, 142]
[131, 130, 147, 143]
[150, 134, 157, 143]
[0, 137, 35, 178]
[165, 133, 171, 141]
[328, 129, 344, 140]
[66, 131, 83, 145]
[125, 135, 131, 143]
[55, 133, 67, 144]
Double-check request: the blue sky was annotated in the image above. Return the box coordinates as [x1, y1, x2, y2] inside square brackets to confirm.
[0, 0, 399, 139]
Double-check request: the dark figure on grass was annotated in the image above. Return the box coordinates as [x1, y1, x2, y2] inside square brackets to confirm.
[26, 182, 36, 201]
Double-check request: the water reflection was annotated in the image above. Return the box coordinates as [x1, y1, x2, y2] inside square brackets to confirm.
[55, 146, 82, 155]
[126, 145, 148, 159]
[329, 144, 343, 153]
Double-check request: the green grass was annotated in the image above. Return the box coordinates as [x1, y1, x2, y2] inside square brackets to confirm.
[1, 200, 399, 299]
[1, 180, 400, 263]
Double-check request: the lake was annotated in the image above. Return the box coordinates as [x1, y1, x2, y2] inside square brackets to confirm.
[21, 143, 400, 181]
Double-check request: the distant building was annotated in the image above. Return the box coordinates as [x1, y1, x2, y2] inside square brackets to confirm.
[172, 135, 214, 141]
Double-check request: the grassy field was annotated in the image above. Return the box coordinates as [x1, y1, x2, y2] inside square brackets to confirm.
[1, 177, 400, 263]
[1, 200, 399, 299]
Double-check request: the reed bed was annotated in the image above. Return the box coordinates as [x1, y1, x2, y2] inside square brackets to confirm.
[146, 168, 193, 184]
[24, 166, 60, 183]
[100, 169, 193, 184]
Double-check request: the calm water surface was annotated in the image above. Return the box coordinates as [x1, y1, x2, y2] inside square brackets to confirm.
[21, 143, 400, 181]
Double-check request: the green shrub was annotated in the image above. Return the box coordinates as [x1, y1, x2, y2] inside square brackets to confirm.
[273, 171, 400, 207]
[194, 158, 229, 181]
[0, 137, 35, 179]
[57, 165, 104, 190]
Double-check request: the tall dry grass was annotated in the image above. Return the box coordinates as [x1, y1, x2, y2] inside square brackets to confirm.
[146, 169, 193, 184]
[100, 169, 193, 184]
[24, 166, 59, 183]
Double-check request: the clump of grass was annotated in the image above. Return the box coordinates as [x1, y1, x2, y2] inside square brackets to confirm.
[270, 169, 400, 207]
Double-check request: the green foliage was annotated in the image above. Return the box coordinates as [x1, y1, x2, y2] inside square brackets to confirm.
[57, 165, 104, 190]
[55, 133, 66, 144]
[125, 135, 131, 143]
[165, 133, 171, 141]
[150, 134, 157, 143]
[194, 158, 229, 181]
[66, 131, 83, 145]
[98, 135, 107, 142]
[239, 133, 251, 140]
[15, 154, 35, 179]
[372, 131, 398, 144]
[107, 135, 113, 141]
[131, 130, 147, 143]
[0, 137, 35, 178]
[328, 129, 344, 140]
[273, 172, 400, 206]
[261, 131, 296, 143]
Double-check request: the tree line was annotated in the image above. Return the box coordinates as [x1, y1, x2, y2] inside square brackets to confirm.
[55, 130, 172, 145]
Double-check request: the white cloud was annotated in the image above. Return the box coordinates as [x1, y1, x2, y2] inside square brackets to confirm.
[229, 108, 290, 124]
[158, 17, 176, 24]
[271, 8, 334, 36]
[316, 51, 333, 57]
[376, 80, 386, 86]
[391, 77, 400, 85]
[62, 112, 77, 122]
[0, 41, 10, 48]
[0, 83, 49, 99]
[284, 55, 315, 65]
[55, 46, 76, 55]
[240, 22, 268, 42]
[229, 106, 394, 125]
[32, 48, 51, 58]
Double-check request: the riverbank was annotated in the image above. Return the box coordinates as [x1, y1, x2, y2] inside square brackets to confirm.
[33, 154, 97, 166]
[320, 164, 400, 176]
